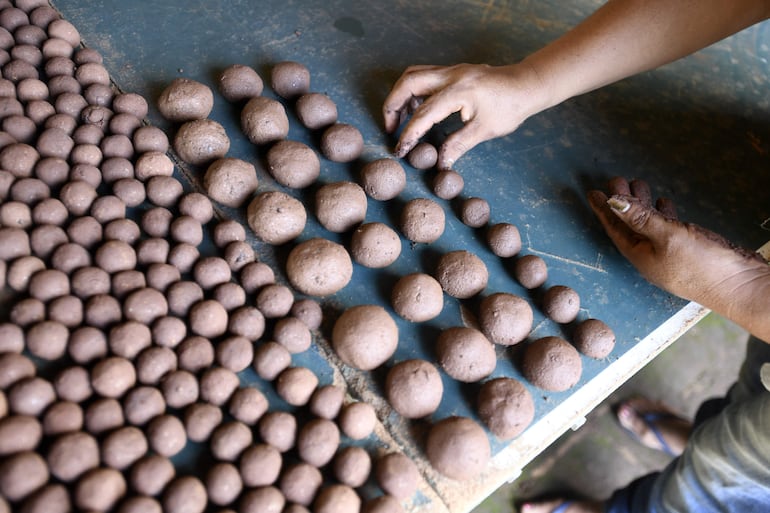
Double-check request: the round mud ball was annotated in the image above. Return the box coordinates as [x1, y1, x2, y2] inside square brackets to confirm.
[434, 250, 488, 299]
[391, 273, 443, 322]
[359, 158, 406, 201]
[157, 77, 214, 122]
[239, 443, 282, 487]
[436, 327, 496, 382]
[241, 96, 289, 145]
[130, 454, 176, 497]
[486, 222, 521, 258]
[240, 486, 286, 513]
[461, 197, 490, 228]
[385, 358, 442, 418]
[478, 292, 533, 346]
[425, 416, 490, 481]
[210, 420, 252, 462]
[315, 181, 367, 233]
[218, 64, 263, 102]
[204, 157, 258, 208]
[522, 336, 582, 392]
[513, 254, 548, 289]
[291, 298, 323, 330]
[363, 495, 404, 513]
[314, 484, 360, 513]
[90, 356, 136, 399]
[334, 446, 371, 488]
[375, 452, 419, 499]
[47, 430, 99, 482]
[162, 476, 207, 513]
[258, 411, 297, 453]
[432, 168, 464, 200]
[406, 141, 437, 170]
[332, 305, 398, 370]
[350, 222, 401, 268]
[338, 401, 376, 440]
[297, 417, 340, 467]
[309, 384, 345, 420]
[477, 377, 534, 440]
[320, 123, 363, 162]
[188, 300, 228, 338]
[183, 402, 222, 443]
[276, 367, 319, 407]
[542, 285, 580, 324]
[227, 386, 268, 425]
[400, 197, 445, 244]
[266, 139, 320, 189]
[295, 92, 337, 130]
[173, 118, 230, 165]
[205, 461, 243, 507]
[270, 60, 310, 99]
[286, 237, 352, 296]
[247, 190, 306, 245]
[252, 341, 291, 381]
[572, 318, 615, 359]
[74, 467, 127, 512]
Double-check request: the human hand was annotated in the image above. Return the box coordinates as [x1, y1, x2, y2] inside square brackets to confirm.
[588, 177, 768, 311]
[382, 62, 550, 169]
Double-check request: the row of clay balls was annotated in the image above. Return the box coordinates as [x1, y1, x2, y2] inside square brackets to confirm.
[153, 60, 618, 476]
[0, 326, 420, 513]
[0, 3, 413, 512]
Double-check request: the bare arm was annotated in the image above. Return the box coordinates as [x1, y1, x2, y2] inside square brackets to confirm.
[384, 0, 770, 168]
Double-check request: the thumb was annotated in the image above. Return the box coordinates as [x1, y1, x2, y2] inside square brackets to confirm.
[605, 194, 673, 242]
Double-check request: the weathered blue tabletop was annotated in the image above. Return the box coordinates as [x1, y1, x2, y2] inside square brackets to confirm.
[45, 1, 770, 511]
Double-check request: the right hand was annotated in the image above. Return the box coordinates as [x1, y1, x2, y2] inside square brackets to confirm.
[382, 62, 551, 169]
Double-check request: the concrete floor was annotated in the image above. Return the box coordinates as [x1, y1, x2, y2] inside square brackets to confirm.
[472, 312, 749, 513]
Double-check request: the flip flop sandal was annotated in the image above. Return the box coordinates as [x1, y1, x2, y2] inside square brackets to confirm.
[552, 502, 573, 513]
[617, 402, 682, 456]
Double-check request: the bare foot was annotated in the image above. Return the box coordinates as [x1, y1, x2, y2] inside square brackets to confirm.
[520, 499, 603, 513]
[616, 397, 692, 456]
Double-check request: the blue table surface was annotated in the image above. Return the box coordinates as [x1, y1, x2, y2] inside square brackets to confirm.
[47, 0, 770, 501]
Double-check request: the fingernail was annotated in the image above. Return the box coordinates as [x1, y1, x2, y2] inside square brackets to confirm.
[608, 197, 630, 213]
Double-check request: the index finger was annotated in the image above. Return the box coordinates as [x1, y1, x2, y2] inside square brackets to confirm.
[382, 65, 447, 133]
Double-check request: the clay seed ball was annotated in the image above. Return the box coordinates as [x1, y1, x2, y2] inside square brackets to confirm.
[406, 141, 437, 170]
[239, 443, 282, 487]
[91, 356, 136, 398]
[432, 168, 464, 200]
[478, 292, 533, 346]
[513, 254, 548, 289]
[183, 402, 222, 443]
[385, 359, 443, 418]
[332, 305, 398, 370]
[286, 237, 352, 296]
[270, 60, 310, 99]
[189, 299, 228, 338]
[320, 123, 363, 163]
[477, 377, 534, 440]
[425, 416, 490, 481]
[315, 181, 367, 233]
[291, 298, 323, 330]
[461, 197, 490, 228]
[435, 250, 488, 299]
[210, 420, 252, 462]
[295, 92, 337, 130]
[337, 401, 376, 440]
[227, 386, 268, 425]
[173, 118, 230, 165]
[266, 139, 320, 189]
[218, 64, 263, 102]
[400, 197, 445, 244]
[297, 417, 340, 467]
[436, 327, 496, 382]
[391, 273, 443, 322]
[204, 157, 258, 207]
[542, 285, 581, 324]
[205, 461, 243, 506]
[486, 222, 521, 258]
[375, 452, 419, 499]
[522, 336, 582, 392]
[252, 341, 291, 381]
[74, 467, 127, 512]
[258, 411, 296, 452]
[359, 158, 406, 201]
[350, 222, 401, 268]
[239, 486, 286, 513]
[240, 96, 289, 145]
[0, 415, 42, 456]
[47, 430, 99, 482]
[275, 366, 318, 406]
[572, 318, 615, 359]
[157, 78, 214, 122]
[334, 446, 371, 488]
[314, 484, 360, 513]
[309, 384, 345, 420]
[162, 476, 207, 513]
[247, 190, 306, 245]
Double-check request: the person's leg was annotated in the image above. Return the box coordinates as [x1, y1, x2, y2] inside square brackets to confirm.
[606, 389, 770, 512]
[615, 397, 691, 456]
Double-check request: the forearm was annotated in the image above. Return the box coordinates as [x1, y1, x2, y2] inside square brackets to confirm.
[524, 0, 770, 110]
